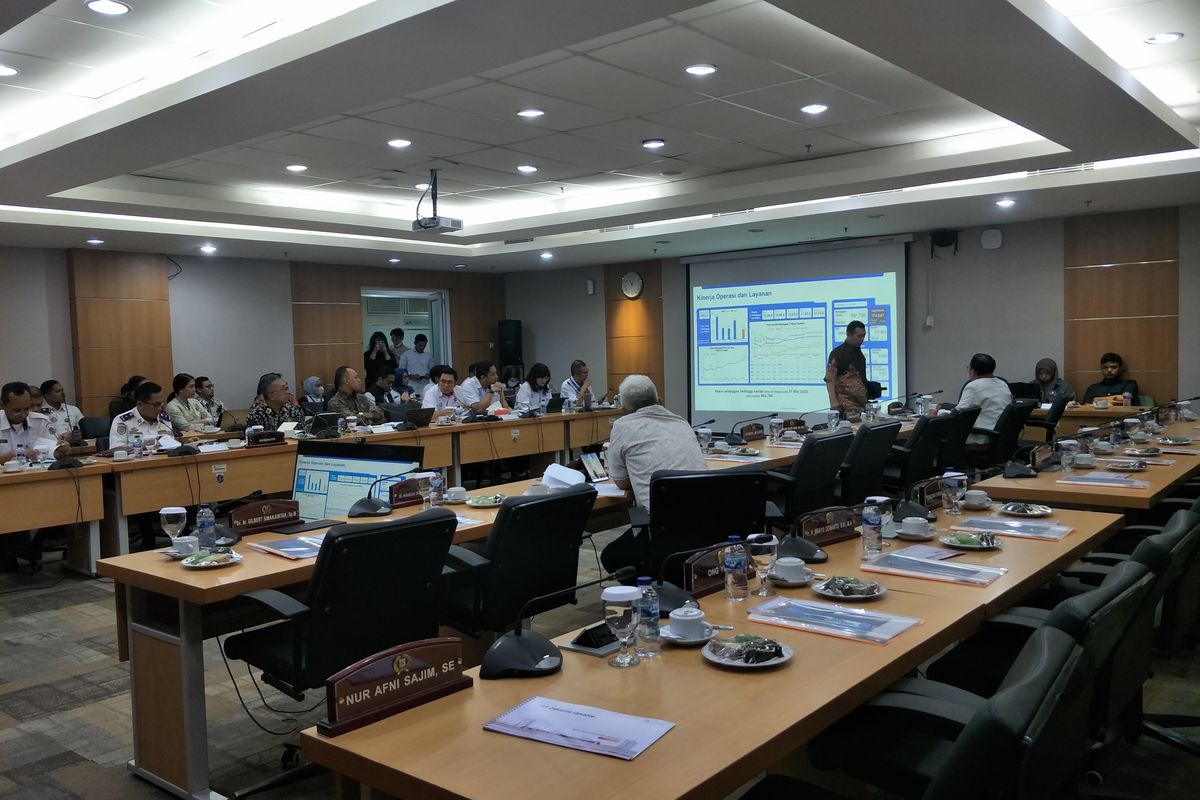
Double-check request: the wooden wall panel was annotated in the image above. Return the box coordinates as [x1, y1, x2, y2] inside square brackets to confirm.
[69, 250, 172, 417]
[291, 304, 362, 346]
[1062, 208, 1179, 405]
[605, 260, 665, 401]
[294, 345, 363, 388]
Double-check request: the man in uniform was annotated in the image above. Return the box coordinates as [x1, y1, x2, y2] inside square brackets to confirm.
[825, 320, 868, 418]
[326, 366, 386, 424]
[110, 381, 194, 448]
[1, 381, 68, 570]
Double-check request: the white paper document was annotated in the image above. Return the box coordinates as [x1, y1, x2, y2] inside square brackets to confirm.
[454, 515, 485, 529]
[197, 442, 229, 453]
[593, 482, 627, 497]
[861, 552, 1006, 586]
[484, 696, 674, 760]
[748, 597, 920, 644]
[950, 517, 1072, 541]
[1055, 474, 1150, 489]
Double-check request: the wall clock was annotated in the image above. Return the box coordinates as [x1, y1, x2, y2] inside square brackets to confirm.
[621, 271, 644, 299]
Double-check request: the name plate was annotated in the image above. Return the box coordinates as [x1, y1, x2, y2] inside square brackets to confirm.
[388, 480, 424, 508]
[319, 637, 472, 737]
[247, 430, 286, 447]
[740, 423, 765, 443]
[229, 500, 300, 534]
[685, 550, 755, 598]
[797, 507, 859, 547]
[916, 479, 945, 510]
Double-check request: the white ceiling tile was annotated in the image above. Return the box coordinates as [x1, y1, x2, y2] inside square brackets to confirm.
[502, 56, 706, 115]
[303, 116, 487, 158]
[0, 13, 195, 71]
[344, 98, 410, 116]
[570, 116, 731, 155]
[906, 103, 1015, 136]
[746, 129, 867, 159]
[1064, 1, 1200, 69]
[557, 172, 664, 190]
[253, 133, 422, 171]
[406, 159, 544, 190]
[507, 133, 651, 171]
[816, 57, 961, 111]
[455, 187, 548, 203]
[205, 147, 378, 182]
[479, 49, 574, 80]
[348, 171, 491, 194]
[608, 159, 722, 180]
[667, 0, 758, 22]
[1129, 59, 1200, 107]
[37, 0, 269, 49]
[450, 146, 593, 182]
[405, 76, 487, 101]
[159, 160, 330, 187]
[430, 81, 622, 132]
[566, 19, 674, 53]
[363, 101, 552, 146]
[0, 50, 133, 98]
[820, 115, 949, 148]
[642, 98, 802, 142]
[689, 2, 867, 77]
[673, 143, 789, 170]
[724, 80, 893, 127]
[588, 24, 802, 96]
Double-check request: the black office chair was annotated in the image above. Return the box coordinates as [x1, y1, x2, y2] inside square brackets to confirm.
[222, 509, 457, 798]
[836, 420, 901, 505]
[935, 405, 981, 473]
[442, 484, 597, 637]
[79, 415, 110, 450]
[749, 626, 1091, 800]
[626, 469, 768, 589]
[300, 400, 325, 416]
[766, 430, 854, 528]
[378, 402, 407, 423]
[963, 400, 1037, 468]
[882, 413, 955, 492]
[1021, 394, 1071, 444]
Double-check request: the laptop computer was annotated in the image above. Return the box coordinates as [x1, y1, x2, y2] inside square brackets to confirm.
[403, 407, 436, 427]
[546, 396, 565, 413]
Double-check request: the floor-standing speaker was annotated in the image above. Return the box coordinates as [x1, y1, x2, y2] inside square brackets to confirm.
[498, 319, 523, 366]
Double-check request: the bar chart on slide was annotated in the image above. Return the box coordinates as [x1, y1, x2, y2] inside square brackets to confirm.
[707, 308, 748, 343]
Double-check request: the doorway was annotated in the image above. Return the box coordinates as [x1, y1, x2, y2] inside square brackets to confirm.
[361, 288, 451, 389]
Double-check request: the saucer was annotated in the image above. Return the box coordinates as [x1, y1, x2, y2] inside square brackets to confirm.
[226, 439, 246, 449]
[443, 497, 467, 505]
[767, 569, 814, 587]
[160, 549, 191, 560]
[896, 524, 936, 541]
[660, 622, 714, 646]
[960, 500, 992, 510]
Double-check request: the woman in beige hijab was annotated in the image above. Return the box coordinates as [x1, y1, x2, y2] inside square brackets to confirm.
[1034, 358, 1075, 404]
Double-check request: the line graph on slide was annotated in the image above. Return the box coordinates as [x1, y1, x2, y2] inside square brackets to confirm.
[749, 319, 826, 384]
[698, 346, 747, 384]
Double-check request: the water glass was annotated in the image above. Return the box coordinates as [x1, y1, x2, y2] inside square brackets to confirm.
[159, 506, 188, 541]
[749, 535, 778, 596]
[827, 409, 841, 428]
[941, 473, 966, 515]
[563, 397, 575, 415]
[696, 426, 713, 450]
[602, 586, 641, 668]
[769, 417, 784, 443]
[1058, 439, 1079, 472]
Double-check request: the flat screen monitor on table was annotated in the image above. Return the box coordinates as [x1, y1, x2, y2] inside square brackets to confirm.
[292, 440, 424, 521]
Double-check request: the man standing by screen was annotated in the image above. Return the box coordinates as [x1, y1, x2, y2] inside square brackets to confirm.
[825, 320, 868, 417]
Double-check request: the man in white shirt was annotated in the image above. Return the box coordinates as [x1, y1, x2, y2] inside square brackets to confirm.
[39, 379, 83, 439]
[1, 381, 68, 571]
[397, 334, 434, 396]
[560, 360, 596, 408]
[109, 381, 185, 449]
[458, 361, 509, 414]
[600, 374, 707, 574]
[422, 367, 464, 419]
[957, 353, 1013, 447]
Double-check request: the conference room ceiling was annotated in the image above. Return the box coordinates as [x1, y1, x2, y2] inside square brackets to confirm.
[0, 0, 1196, 271]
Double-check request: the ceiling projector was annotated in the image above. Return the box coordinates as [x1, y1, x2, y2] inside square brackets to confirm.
[411, 216, 463, 233]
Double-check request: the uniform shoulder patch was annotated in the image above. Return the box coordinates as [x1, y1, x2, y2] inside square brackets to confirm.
[118, 410, 135, 421]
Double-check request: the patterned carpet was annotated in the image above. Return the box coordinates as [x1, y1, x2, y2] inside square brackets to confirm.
[1, 536, 1199, 799]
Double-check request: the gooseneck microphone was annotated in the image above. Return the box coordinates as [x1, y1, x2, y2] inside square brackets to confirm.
[481, 566, 637, 679]
[654, 533, 773, 617]
[346, 467, 419, 518]
[725, 413, 778, 445]
[691, 419, 716, 429]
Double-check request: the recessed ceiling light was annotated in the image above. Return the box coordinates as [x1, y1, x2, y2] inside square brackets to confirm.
[452, 263, 467, 270]
[516, 165, 538, 174]
[285, 164, 308, 173]
[87, 0, 130, 15]
[685, 63, 717, 76]
[415, 182, 430, 191]
[388, 258, 401, 264]
[517, 108, 545, 118]
[801, 104, 828, 115]
[642, 138, 667, 150]
[387, 138, 411, 148]
[1144, 32, 1183, 45]
[0, 65, 18, 78]
[995, 198, 1016, 208]
[539, 252, 553, 260]
[200, 244, 217, 254]
[85, 238, 104, 245]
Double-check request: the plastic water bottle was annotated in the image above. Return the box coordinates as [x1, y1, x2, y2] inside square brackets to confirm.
[1123, 391, 1134, 408]
[196, 503, 216, 550]
[13, 443, 28, 468]
[723, 536, 749, 601]
[337, 416, 347, 435]
[862, 501, 884, 560]
[636, 576, 661, 657]
[914, 395, 926, 417]
[131, 433, 144, 458]
[430, 469, 444, 505]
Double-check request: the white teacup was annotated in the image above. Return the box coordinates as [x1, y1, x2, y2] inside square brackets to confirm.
[173, 535, 199, 555]
[773, 556, 810, 582]
[899, 516, 930, 536]
[524, 482, 550, 496]
[781, 430, 802, 441]
[2, 461, 25, 473]
[445, 486, 467, 502]
[964, 489, 990, 506]
[113, 449, 131, 461]
[1074, 453, 1096, 467]
[712, 440, 731, 452]
[435, 415, 453, 426]
[1094, 399, 1109, 409]
[668, 606, 707, 639]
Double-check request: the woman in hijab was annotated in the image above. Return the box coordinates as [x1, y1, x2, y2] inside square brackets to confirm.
[1034, 358, 1075, 404]
[302, 376, 325, 405]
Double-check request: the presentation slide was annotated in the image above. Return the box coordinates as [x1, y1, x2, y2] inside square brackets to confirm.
[690, 270, 903, 421]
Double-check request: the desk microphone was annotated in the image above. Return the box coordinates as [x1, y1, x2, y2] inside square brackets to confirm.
[347, 468, 419, 518]
[725, 413, 778, 445]
[653, 533, 773, 617]
[691, 418, 715, 429]
[481, 565, 636, 679]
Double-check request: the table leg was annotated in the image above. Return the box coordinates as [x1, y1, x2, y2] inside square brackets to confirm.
[450, 435, 462, 487]
[64, 521, 100, 576]
[126, 588, 227, 800]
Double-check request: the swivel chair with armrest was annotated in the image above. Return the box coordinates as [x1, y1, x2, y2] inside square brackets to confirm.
[765, 430, 854, 528]
[222, 509, 457, 798]
[836, 420, 901, 506]
[934, 405, 981, 473]
[881, 413, 955, 492]
[962, 400, 1037, 468]
[1021, 394, 1071, 445]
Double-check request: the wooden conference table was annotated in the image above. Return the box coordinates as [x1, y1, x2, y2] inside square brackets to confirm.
[1028, 403, 1152, 436]
[0, 462, 109, 575]
[299, 505, 1121, 800]
[978, 420, 1200, 511]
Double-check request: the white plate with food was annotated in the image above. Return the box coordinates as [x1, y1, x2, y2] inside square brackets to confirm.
[999, 502, 1053, 517]
[703, 636, 793, 669]
[1105, 460, 1147, 473]
[465, 494, 505, 508]
[939, 533, 1002, 551]
[811, 576, 886, 601]
[181, 551, 243, 569]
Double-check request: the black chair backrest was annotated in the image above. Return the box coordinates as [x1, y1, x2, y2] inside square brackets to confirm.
[79, 415, 110, 440]
[927, 627, 1092, 800]
[477, 484, 598, 631]
[378, 403, 407, 423]
[302, 508, 457, 684]
[300, 400, 325, 416]
[840, 421, 901, 505]
[785, 430, 855, 515]
[899, 413, 956, 487]
[936, 405, 981, 473]
[647, 469, 768, 583]
[1041, 394, 1071, 427]
[989, 401, 1038, 462]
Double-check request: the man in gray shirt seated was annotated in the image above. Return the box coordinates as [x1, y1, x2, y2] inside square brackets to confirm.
[326, 365, 385, 425]
[600, 374, 706, 573]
